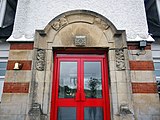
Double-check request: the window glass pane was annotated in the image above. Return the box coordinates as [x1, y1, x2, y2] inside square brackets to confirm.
[58, 107, 76, 120]
[0, 62, 7, 68]
[152, 51, 160, 58]
[84, 62, 102, 98]
[59, 62, 77, 98]
[84, 107, 103, 120]
[0, 51, 9, 57]
[154, 62, 160, 70]
[155, 70, 160, 76]
[0, 70, 6, 76]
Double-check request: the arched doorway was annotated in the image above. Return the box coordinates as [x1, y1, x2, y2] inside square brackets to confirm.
[29, 10, 132, 120]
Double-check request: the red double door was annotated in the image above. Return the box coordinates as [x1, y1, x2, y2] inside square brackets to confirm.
[51, 54, 110, 120]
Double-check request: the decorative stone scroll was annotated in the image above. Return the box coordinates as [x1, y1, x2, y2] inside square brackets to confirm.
[115, 49, 126, 70]
[36, 49, 45, 71]
[28, 103, 47, 120]
[52, 17, 68, 31]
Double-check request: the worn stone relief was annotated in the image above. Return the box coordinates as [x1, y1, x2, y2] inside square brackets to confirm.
[36, 49, 45, 71]
[94, 17, 109, 30]
[52, 17, 68, 31]
[28, 103, 47, 120]
[115, 49, 126, 70]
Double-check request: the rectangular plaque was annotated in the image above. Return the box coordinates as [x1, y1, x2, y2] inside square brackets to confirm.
[74, 36, 86, 46]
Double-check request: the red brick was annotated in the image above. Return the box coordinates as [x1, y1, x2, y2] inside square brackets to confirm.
[129, 61, 154, 71]
[3, 82, 29, 93]
[127, 42, 151, 50]
[132, 82, 157, 93]
[7, 60, 32, 70]
[10, 43, 34, 50]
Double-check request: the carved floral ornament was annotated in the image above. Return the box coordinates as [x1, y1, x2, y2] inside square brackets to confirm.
[115, 49, 126, 70]
[36, 49, 45, 71]
[51, 15, 109, 31]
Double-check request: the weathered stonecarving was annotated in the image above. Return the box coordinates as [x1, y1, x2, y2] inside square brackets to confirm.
[115, 49, 126, 70]
[36, 49, 45, 71]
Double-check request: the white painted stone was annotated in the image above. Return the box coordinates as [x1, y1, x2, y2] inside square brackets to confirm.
[9, 0, 149, 42]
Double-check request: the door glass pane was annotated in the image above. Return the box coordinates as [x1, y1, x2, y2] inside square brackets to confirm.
[84, 107, 103, 120]
[58, 107, 76, 120]
[59, 62, 77, 98]
[84, 62, 102, 98]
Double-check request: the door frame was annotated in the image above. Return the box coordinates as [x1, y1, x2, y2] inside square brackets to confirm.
[50, 50, 110, 120]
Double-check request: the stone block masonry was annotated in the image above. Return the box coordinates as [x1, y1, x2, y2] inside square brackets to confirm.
[128, 42, 160, 120]
[0, 42, 34, 120]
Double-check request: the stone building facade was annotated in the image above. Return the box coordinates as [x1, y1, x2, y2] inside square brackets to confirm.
[0, 0, 160, 120]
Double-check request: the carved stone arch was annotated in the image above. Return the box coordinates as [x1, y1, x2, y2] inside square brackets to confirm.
[35, 10, 127, 48]
[30, 10, 134, 120]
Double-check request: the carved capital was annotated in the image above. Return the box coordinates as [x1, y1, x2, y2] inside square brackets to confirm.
[36, 49, 45, 71]
[115, 49, 126, 70]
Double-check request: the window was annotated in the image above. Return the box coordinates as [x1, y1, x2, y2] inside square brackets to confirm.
[0, 42, 9, 101]
[0, 0, 7, 27]
[144, 0, 160, 37]
[152, 43, 160, 94]
[0, 0, 18, 37]
[156, 0, 160, 21]
[153, 60, 160, 93]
